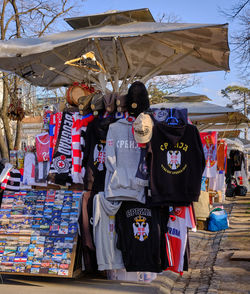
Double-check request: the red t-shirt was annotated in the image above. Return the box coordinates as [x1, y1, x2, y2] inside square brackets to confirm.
[36, 132, 50, 162]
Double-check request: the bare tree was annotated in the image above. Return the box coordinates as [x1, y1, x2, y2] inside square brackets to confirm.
[147, 74, 200, 105]
[221, 85, 250, 139]
[219, 1, 250, 82]
[0, 0, 83, 159]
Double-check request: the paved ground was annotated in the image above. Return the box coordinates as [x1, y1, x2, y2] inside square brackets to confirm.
[1, 194, 250, 294]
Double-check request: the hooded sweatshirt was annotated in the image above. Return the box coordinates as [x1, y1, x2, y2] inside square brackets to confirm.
[148, 122, 205, 206]
[104, 118, 146, 203]
[93, 192, 124, 271]
[83, 117, 115, 193]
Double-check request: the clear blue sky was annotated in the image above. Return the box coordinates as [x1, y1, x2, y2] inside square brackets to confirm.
[73, 0, 245, 106]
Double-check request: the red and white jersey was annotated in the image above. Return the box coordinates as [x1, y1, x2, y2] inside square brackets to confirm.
[36, 132, 50, 162]
[166, 205, 196, 275]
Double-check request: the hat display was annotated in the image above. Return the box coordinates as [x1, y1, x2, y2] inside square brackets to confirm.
[103, 92, 117, 113]
[116, 94, 127, 112]
[127, 81, 149, 117]
[90, 92, 104, 115]
[133, 113, 154, 144]
[78, 93, 95, 115]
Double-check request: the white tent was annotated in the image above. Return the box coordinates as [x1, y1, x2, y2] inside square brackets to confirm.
[0, 8, 229, 92]
[151, 100, 249, 131]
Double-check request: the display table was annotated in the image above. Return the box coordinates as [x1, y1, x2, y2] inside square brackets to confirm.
[0, 190, 82, 277]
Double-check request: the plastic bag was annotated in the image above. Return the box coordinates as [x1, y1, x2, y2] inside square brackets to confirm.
[207, 208, 229, 232]
[234, 185, 247, 196]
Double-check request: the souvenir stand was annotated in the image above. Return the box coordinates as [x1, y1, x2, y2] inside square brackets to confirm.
[0, 8, 230, 280]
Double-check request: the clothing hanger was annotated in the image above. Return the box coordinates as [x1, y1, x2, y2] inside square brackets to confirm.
[165, 108, 179, 125]
[65, 51, 106, 73]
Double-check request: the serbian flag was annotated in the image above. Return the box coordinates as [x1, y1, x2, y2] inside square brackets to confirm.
[200, 131, 217, 178]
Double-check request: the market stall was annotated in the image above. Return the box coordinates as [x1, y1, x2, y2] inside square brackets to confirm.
[0, 8, 231, 281]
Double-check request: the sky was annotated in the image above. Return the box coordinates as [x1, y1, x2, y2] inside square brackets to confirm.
[70, 0, 246, 106]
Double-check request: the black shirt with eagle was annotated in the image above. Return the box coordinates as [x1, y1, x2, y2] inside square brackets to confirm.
[147, 122, 205, 206]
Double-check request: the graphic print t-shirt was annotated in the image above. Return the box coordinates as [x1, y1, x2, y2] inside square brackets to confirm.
[166, 205, 195, 274]
[200, 131, 217, 178]
[36, 132, 50, 162]
[115, 201, 164, 273]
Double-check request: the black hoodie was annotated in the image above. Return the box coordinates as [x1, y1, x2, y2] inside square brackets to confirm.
[147, 122, 205, 206]
[83, 117, 115, 193]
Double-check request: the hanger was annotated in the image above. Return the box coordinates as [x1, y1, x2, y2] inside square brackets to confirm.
[165, 108, 179, 125]
[65, 51, 106, 73]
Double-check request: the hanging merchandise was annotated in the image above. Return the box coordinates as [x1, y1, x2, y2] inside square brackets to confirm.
[71, 113, 94, 184]
[66, 82, 95, 106]
[36, 132, 50, 162]
[1, 168, 21, 191]
[126, 81, 150, 118]
[152, 108, 188, 125]
[47, 112, 73, 186]
[115, 201, 169, 273]
[217, 139, 227, 171]
[165, 206, 196, 275]
[0, 162, 12, 183]
[90, 92, 104, 116]
[42, 106, 53, 130]
[104, 117, 147, 203]
[200, 131, 218, 178]
[116, 95, 127, 113]
[78, 93, 95, 116]
[49, 112, 63, 162]
[79, 191, 98, 273]
[103, 93, 118, 113]
[147, 120, 205, 206]
[229, 150, 245, 173]
[22, 152, 36, 187]
[92, 192, 123, 271]
[7, 98, 25, 121]
[35, 156, 50, 184]
[83, 116, 115, 192]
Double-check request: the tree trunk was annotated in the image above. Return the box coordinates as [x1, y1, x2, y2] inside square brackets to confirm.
[14, 120, 22, 150]
[0, 127, 9, 160]
[1, 75, 14, 151]
[243, 93, 248, 140]
[1, 78, 13, 150]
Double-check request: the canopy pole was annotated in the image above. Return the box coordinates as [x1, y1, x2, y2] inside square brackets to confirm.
[118, 37, 131, 94]
[141, 48, 194, 83]
[94, 38, 115, 90]
[112, 38, 119, 92]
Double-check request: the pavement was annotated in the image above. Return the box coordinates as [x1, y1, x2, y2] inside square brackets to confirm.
[0, 194, 250, 294]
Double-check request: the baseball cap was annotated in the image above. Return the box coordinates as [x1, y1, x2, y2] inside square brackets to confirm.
[133, 113, 154, 144]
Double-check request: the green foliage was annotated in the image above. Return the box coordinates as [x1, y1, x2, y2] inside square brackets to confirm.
[221, 85, 250, 110]
[147, 84, 168, 105]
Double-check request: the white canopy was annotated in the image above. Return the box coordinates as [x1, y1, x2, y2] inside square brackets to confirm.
[0, 8, 229, 92]
[151, 100, 249, 131]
